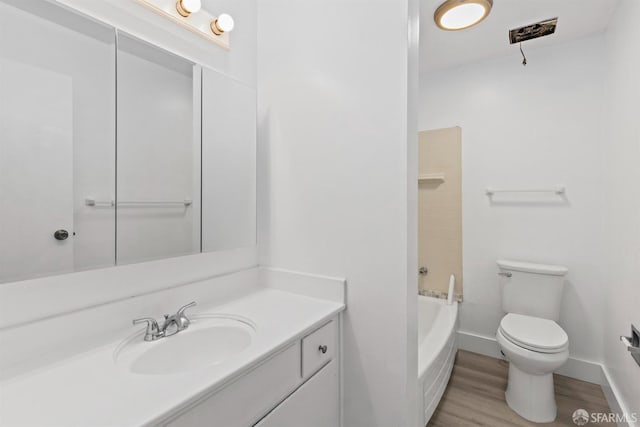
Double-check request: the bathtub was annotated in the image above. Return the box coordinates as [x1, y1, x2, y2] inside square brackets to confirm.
[418, 295, 458, 426]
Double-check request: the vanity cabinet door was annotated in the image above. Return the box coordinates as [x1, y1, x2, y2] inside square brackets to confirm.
[254, 359, 339, 427]
[164, 342, 301, 427]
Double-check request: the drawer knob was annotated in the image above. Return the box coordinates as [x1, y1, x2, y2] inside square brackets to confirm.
[318, 345, 328, 354]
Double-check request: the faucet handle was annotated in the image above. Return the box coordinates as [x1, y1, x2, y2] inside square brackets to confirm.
[174, 301, 197, 331]
[177, 301, 197, 316]
[133, 317, 162, 341]
[133, 317, 159, 329]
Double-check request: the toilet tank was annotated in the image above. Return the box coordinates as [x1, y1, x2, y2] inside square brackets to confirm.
[498, 259, 568, 321]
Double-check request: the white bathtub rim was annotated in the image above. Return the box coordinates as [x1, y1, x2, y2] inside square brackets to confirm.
[418, 295, 458, 380]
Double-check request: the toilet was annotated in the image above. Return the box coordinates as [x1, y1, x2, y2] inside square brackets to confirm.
[495, 259, 569, 423]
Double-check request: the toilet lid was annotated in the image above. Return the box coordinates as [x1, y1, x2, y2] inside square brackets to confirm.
[499, 313, 568, 353]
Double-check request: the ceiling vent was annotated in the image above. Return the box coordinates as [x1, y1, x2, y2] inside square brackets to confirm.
[509, 18, 558, 44]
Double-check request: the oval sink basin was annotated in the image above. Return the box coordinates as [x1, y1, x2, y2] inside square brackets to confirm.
[115, 316, 255, 375]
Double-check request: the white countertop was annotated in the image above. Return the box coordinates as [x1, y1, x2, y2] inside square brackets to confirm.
[0, 289, 344, 427]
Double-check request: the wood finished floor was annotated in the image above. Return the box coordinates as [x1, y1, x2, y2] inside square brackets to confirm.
[429, 350, 614, 427]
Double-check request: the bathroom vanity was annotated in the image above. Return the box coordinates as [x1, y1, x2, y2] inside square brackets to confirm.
[165, 317, 339, 427]
[0, 268, 345, 426]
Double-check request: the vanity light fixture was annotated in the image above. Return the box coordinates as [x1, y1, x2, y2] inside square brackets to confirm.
[434, 0, 493, 31]
[138, 0, 231, 49]
[211, 14, 235, 35]
[176, 0, 201, 17]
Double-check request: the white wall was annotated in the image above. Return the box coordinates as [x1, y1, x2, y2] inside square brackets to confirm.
[257, 0, 419, 425]
[602, 0, 640, 420]
[419, 36, 607, 364]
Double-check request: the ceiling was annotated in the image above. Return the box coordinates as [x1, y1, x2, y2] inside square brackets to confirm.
[420, 0, 619, 73]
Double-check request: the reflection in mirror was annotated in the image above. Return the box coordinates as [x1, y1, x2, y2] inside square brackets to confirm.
[116, 33, 201, 264]
[201, 69, 257, 252]
[0, 0, 116, 283]
[0, 1, 257, 284]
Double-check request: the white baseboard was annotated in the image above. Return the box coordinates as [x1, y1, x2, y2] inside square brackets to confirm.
[457, 330, 502, 359]
[457, 330, 634, 426]
[600, 366, 637, 427]
[556, 356, 605, 385]
[457, 330, 602, 383]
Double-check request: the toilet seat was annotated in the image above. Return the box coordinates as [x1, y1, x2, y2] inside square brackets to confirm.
[499, 313, 568, 354]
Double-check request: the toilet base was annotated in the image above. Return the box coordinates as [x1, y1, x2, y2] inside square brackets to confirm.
[505, 363, 557, 423]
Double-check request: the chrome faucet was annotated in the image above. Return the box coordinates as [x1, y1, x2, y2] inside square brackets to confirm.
[132, 301, 197, 342]
[132, 317, 164, 341]
[161, 301, 197, 337]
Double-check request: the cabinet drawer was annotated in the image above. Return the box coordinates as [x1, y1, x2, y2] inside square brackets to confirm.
[301, 320, 336, 378]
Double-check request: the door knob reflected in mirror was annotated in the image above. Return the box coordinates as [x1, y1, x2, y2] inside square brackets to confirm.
[53, 229, 69, 241]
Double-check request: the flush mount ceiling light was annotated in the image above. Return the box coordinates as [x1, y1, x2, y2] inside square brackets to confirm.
[210, 13, 234, 35]
[434, 0, 493, 31]
[176, 0, 201, 17]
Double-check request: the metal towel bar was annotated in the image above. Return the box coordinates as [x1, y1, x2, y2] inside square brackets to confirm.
[486, 187, 565, 196]
[85, 198, 192, 207]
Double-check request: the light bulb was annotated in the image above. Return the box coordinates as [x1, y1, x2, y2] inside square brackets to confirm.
[176, 0, 201, 17]
[211, 13, 235, 35]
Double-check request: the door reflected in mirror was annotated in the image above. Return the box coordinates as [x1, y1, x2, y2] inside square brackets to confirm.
[0, 1, 116, 283]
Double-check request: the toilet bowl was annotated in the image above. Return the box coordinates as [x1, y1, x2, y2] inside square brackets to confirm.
[497, 313, 569, 423]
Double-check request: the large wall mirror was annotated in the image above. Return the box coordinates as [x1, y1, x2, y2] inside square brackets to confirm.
[0, 0, 257, 284]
